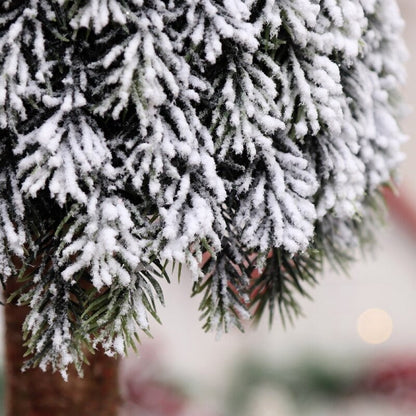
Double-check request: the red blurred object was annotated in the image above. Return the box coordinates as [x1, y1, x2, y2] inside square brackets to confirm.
[120, 349, 188, 416]
[383, 187, 416, 239]
[361, 357, 416, 405]
[125, 378, 186, 415]
[120, 349, 219, 416]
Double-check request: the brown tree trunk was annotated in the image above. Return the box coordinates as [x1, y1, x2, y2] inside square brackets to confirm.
[4, 279, 120, 416]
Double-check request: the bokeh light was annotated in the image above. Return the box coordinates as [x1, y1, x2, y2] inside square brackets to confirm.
[357, 309, 393, 345]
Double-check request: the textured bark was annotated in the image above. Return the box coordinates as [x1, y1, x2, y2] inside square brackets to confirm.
[4, 279, 120, 416]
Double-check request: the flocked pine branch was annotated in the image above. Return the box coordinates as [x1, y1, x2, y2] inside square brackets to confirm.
[0, 0, 408, 377]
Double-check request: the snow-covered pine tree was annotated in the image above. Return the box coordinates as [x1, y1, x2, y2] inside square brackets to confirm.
[0, 0, 407, 377]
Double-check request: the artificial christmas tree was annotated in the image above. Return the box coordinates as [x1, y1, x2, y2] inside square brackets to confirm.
[0, 0, 407, 412]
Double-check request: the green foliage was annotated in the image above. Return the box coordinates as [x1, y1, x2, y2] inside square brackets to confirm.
[0, 0, 405, 377]
[249, 247, 321, 327]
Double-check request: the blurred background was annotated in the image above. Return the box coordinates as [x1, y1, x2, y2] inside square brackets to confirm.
[3, 1, 416, 415]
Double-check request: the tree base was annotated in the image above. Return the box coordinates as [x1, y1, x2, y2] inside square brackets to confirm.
[4, 280, 120, 416]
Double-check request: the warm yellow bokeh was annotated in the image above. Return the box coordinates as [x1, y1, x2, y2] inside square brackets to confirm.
[357, 309, 393, 345]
